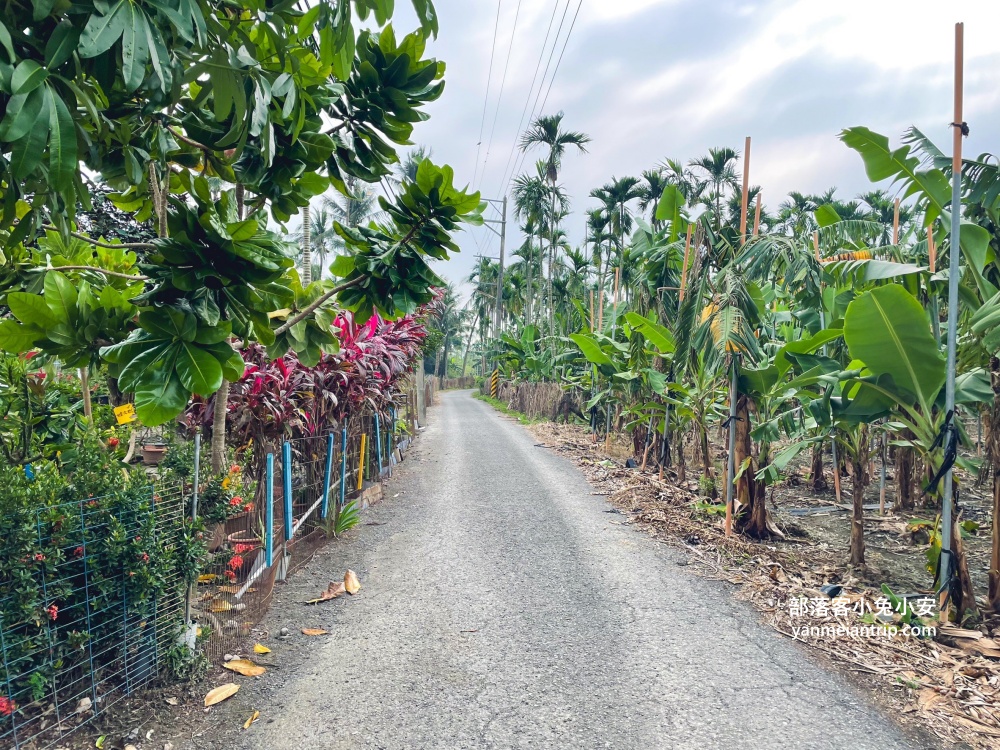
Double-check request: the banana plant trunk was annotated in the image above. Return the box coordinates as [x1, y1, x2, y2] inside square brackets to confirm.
[988, 356, 1000, 612]
[895, 429, 916, 511]
[734, 393, 769, 538]
[850, 447, 867, 567]
[809, 444, 827, 491]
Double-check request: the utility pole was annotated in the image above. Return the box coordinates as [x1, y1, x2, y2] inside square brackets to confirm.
[494, 196, 507, 337]
[480, 197, 508, 371]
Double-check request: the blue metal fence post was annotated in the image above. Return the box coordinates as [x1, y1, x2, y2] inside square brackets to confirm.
[78, 503, 99, 710]
[265, 453, 274, 567]
[282, 441, 293, 541]
[374, 412, 384, 476]
[388, 407, 395, 471]
[339, 427, 348, 509]
[0, 614, 20, 749]
[321, 432, 335, 519]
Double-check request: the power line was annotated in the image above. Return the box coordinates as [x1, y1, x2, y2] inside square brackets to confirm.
[471, 1, 503, 189]
[536, 0, 584, 118]
[478, 0, 524, 191]
[492, 0, 563, 205]
[501, 0, 574, 196]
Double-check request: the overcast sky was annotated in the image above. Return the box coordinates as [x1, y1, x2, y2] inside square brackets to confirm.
[385, 0, 1000, 296]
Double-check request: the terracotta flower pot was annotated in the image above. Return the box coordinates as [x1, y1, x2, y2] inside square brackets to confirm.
[142, 444, 168, 465]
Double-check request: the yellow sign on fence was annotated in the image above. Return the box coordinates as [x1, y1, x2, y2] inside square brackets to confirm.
[113, 403, 137, 425]
[490, 369, 499, 398]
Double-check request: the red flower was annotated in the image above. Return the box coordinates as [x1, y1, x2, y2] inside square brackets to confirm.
[229, 464, 241, 474]
[229, 496, 242, 507]
[138, 552, 150, 563]
[243, 503, 254, 513]
[0, 696, 15, 716]
[234, 543, 253, 554]
[46, 604, 58, 621]
[36, 370, 46, 380]
[33, 553, 45, 562]
[74, 546, 84, 558]
[228, 555, 244, 570]
[86, 500, 99, 508]
[134, 536, 142, 543]
[224, 570, 237, 581]
[108, 437, 120, 448]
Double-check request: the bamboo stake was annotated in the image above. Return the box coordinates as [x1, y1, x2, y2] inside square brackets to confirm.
[753, 193, 762, 237]
[939, 21, 965, 622]
[357, 434, 367, 490]
[813, 231, 821, 262]
[679, 226, 693, 302]
[597, 289, 604, 330]
[740, 136, 751, 245]
[589, 289, 595, 333]
[928, 225, 937, 273]
[605, 268, 621, 453]
[815, 230, 843, 504]
[893, 198, 900, 245]
[79, 368, 93, 425]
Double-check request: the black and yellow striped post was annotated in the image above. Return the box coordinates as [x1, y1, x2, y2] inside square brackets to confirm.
[490, 368, 499, 398]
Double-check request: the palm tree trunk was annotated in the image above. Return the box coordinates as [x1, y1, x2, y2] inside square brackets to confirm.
[301, 204, 312, 285]
[988, 356, 1000, 612]
[548, 188, 556, 343]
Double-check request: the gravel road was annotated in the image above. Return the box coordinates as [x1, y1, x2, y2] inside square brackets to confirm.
[190, 390, 930, 750]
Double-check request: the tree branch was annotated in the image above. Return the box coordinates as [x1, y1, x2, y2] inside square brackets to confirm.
[41, 226, 157, 250]
[46, 265, 150, 281]
[167, 126, 213, 153]
[273, 276, 364, 335]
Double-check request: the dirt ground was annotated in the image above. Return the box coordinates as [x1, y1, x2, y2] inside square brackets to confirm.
[527, 419, 1000, 749]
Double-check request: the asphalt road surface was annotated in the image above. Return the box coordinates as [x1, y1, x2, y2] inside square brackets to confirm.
[203, 390, 926, 750]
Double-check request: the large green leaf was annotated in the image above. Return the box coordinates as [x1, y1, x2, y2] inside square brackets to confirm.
[43, 270, 77, 324]
[569, 333, 614, 367]
[0, 320, 42, 352]
[7, 291, 57, 327]
[45, 86, 77, 191]
[176, 341, 223, 396]
[624, 312, 675, 354]
[78, 0, 128, 58]
[134, 371, 188, 426]
[843, 284, 945, 410]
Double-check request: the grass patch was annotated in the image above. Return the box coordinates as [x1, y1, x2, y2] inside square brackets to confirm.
[472, 391, 548, 425]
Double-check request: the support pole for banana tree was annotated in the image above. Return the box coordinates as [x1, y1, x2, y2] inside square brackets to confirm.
[753, 193, 762, 237]
[589, 290, 595, 332]
[679, 226, 692, 302]
[939, 21, 965, 620]
[815, 231, 843, 504]
[725, 355, 739, 537]
[893, 198, 900, 246]
[605, 267, 621, 452]
[740, 136, 751, 245]
[928, 226, 942, 342]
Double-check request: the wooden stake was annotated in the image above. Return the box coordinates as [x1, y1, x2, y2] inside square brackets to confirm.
[597, 290, 604, 329]
[679, 226, 693, 302]
[953, 23, 965, 176]
[813, 231, 821, 262]
[928, 225, 937, 273]
[893, 198, 900, 245]
[79, 368, 93, 425]
[832, 451, 843, 504]
[753, 193, 762, 237]
[739, 136, 751, 245]
[589, 289, 595, 333]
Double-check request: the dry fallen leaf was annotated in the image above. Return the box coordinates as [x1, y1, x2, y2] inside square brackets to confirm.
[301, 628, 329, 636]
[344, 569, 361, 595]
[197, 574, 217, 584]
[75, 696, 92, 714]
[253, 643, 271, 654]
[210, 600, 233, 613]
[306, 581, 346, 605]
[165, 697, 179, 706]
[218, 585, 255, 594]
[243, 710, 260, 730]
[204, 683, 240, 706]
[223, 659, 266, 677]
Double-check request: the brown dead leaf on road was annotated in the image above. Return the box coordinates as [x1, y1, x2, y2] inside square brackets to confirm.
[306, 581, 346, 605]
[301, 628, 330, 636]
[243, 710, 260, 730]
[345, 569, 361, 595]
[222, 659, 266, 677]
[204, 683, 239, 706]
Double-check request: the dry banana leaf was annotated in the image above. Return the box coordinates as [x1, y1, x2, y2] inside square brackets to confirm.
[306, 581, 346, 605]
[244, 710, 260, 730]
[301, 628, 329, 636]
[204, 683, 239, 706]
[344, 569, 361, 595]
[223, 659, 266, 677]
